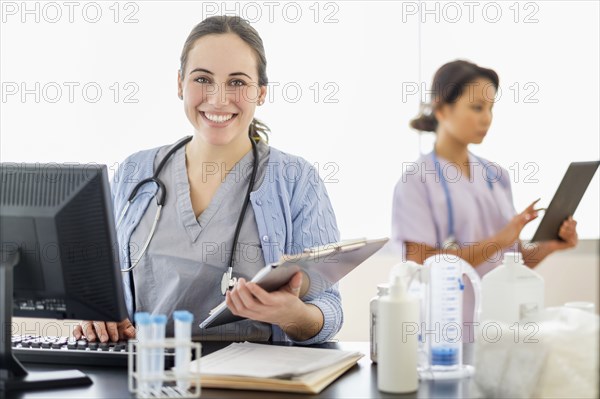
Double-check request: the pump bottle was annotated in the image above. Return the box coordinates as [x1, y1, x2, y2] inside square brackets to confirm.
[377, 267, 419, 393]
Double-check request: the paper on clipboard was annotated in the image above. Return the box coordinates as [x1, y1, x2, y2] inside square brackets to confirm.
[199, 237, 388, 329]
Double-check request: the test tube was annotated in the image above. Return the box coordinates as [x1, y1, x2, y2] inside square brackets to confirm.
[173, 310, 194, 391]
[134, 312, 151, 395]
[150, 314, 167, 393]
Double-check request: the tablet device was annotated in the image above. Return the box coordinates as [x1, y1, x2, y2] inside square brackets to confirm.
[531, 161, 599, 242]
[199, 238, 389, 329]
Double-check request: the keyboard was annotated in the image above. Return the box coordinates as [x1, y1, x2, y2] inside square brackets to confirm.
[12, 335, 174, 368]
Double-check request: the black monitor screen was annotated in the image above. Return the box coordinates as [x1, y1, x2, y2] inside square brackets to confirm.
[1, 163, 127, 322]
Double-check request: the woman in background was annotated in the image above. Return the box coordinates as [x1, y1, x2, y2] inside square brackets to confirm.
[392, 60, 578, 327]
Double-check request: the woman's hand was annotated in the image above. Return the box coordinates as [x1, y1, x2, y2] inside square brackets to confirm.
[73, 319, 136, 342]
[522, 216, 578, 267]
[226, 271, 323, 340]
[546, 216, 579, 251]
[494, 199, 540, 249]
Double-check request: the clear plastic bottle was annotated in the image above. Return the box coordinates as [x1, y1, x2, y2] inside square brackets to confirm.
[134, 312, 151, 396]
[481, 251, 544, 323]
[419, 254, 480, 379]
[369, 283, 389, 363]
[426, 256, 463, 371]
[150, 314, 167, 392]
[173, 310, 194, 391]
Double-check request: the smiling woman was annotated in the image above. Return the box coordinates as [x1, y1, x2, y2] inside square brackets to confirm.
[73, 16, 343, 346]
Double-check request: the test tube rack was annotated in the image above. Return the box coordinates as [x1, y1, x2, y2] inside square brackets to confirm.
[128, 339, 202, 398]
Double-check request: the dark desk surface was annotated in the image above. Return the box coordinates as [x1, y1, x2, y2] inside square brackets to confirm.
[6, 342, 478, 399]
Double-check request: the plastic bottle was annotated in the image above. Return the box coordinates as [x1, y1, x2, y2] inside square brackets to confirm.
[377, 267, 419, 393]
[481, 251, 544, 323]
[407, 255, 481, 379]
[134, 312, 151, 396]
[173, 310, 194, 391]
[150, 314, 167, 393]
[369, 283, 389, 363]
[427, 256, 463, 371]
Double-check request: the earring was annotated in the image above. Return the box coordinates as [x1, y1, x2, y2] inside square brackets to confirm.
[178, 93, 183, 100]
[258, 98, 264, 106]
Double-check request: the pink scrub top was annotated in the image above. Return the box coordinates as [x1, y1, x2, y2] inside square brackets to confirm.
[392, 151, 517, 334]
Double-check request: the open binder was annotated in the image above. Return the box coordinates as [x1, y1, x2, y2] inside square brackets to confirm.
[200, 237, 388, 329]
[191, 342, 364, 394]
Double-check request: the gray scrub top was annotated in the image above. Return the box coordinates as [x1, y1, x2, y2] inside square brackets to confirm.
[130, 139, 271, 340]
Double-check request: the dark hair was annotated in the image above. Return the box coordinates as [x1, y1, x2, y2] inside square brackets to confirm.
[410, 60, 499, 132]
[180, 16, 270, 141]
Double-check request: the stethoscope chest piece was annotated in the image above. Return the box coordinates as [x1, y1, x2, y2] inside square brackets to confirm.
[221, 272, 238, 295]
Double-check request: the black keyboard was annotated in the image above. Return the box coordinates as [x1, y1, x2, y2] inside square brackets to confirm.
[12, 335, 174, 368]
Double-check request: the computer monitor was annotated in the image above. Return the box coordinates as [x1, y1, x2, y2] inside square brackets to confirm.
[0, 162, 128, 391]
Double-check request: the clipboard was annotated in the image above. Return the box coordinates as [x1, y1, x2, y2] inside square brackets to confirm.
[531, 161, 599, 242]
[199, 237, 389, 329]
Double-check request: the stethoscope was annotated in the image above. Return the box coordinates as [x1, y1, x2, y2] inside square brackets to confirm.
[117, 132, 259, 295]
[429, 149, 501, 247]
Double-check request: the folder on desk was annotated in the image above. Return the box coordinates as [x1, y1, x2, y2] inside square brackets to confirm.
[191, 342, 363, 394]
[200, 237, 389, 329]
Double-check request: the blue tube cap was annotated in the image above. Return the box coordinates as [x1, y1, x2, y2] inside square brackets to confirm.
[173, 310, 193, 323]
[134, 312, 151, 325]
[151, 314, 167, 324]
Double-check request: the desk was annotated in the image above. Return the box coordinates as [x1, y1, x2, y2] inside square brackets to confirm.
[6, 342, 477, 399]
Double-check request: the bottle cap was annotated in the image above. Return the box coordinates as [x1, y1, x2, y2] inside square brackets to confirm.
[173, 310, 194, 323]
[504, 251, 523, 265]
[134, 312, 151, 325]
[150, 314, 167, 324]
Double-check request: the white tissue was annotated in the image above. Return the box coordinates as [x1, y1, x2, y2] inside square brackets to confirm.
[472, 307, 599, 399]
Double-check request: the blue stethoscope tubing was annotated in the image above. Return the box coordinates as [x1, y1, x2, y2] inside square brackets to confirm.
[117, 132, 259, 294]
[429, 150, 499, 245]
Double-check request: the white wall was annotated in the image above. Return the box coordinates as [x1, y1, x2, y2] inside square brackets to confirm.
[2, 1, 599, 240]
[3, 1, 599, 340]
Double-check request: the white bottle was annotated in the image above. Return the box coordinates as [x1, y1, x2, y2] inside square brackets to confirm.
[377, 270, 419, 393]
[370, 283, 389, 363]
[481, 251, 544, 323]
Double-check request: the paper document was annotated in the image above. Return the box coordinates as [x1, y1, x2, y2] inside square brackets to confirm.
[192, 342, 362, 379]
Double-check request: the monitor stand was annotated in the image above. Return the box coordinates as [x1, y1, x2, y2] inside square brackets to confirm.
[0, 248, 92, 391]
